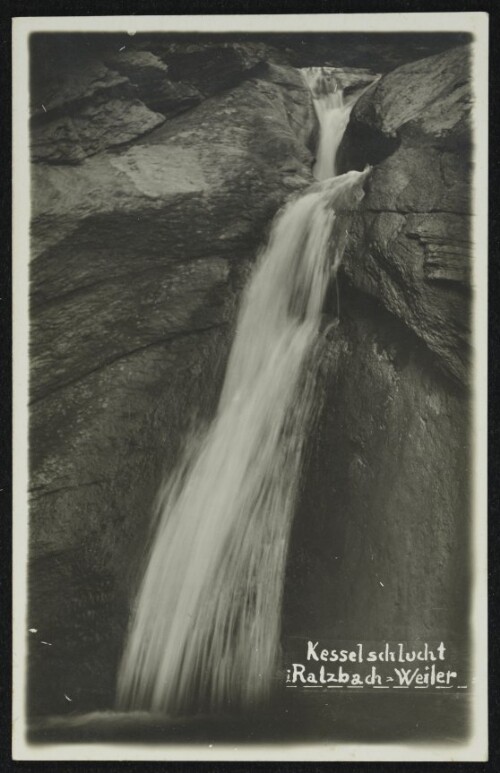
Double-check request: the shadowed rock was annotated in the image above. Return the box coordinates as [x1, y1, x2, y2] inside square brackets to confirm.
[28, 46, 316, 716]
[339, 45, 473, 385]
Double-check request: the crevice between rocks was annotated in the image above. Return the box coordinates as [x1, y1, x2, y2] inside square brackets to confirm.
[337, 120, 401, 174]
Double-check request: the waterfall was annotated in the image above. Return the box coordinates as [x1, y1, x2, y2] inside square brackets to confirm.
[303, 67, 377, 180]
[117, 69, 370, 715]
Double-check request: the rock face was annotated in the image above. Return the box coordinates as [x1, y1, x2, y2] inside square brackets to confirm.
[28, 37, 320, 716]
[339, 44, 473, 386]
[284, 46, 472, 667]
[284, 293, 470, 652]
[28, 36, 473, 720]
[30, 43, 167, 163]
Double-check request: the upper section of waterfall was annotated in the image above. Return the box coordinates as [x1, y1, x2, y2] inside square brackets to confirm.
[302, 67, 380, 180]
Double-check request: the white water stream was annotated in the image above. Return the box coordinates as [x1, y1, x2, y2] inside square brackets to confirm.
[117, 69, 370, 714]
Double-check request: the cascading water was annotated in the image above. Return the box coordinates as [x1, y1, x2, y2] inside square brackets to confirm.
[117, 69, 370, 715]
[303, 67, 377, 180]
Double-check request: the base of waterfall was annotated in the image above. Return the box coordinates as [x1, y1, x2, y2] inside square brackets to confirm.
[27, 690, 469, 746]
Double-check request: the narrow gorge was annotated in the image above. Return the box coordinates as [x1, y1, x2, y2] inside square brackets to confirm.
[27, 31, 473, 742]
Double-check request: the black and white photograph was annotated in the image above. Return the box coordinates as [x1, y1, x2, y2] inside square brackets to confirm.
[12, 13, 488, 762]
